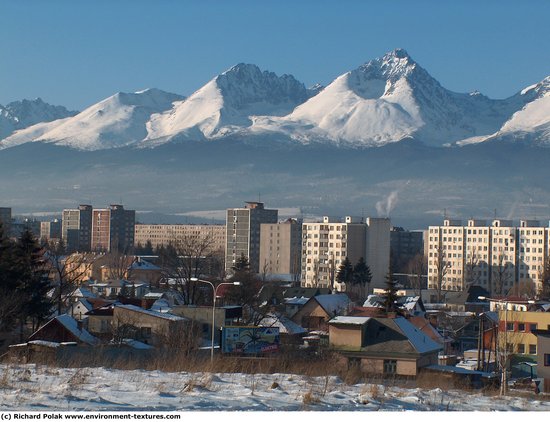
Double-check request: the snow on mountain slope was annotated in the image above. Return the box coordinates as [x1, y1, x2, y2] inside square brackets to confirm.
[2, 89, 184, 151]
[252, 49, 520, 147]
[457, 76, 550, 146]
[144, 64, 313, 145]
[0, 98, 76, 140]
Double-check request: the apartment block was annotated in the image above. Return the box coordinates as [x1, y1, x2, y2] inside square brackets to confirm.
[62, 204, 93, 252]
[134, 224, 225, 253]
[427, 219, 550, 295]
[91, 205, 135, 252]
[225, 202, 278, 273]
[390, 227, 424, 272]
[259, 218, 302, 280]
[300, 216, 390, 292]
[40, 219, 62, 242]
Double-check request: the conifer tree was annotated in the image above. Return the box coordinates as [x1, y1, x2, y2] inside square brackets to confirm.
[382, 267, 399, 314]
[352, 257, 372, 298]
[336, 257, 354, 287]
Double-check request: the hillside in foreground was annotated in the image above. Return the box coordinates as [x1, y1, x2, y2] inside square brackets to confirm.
[0, 364, 547, 411]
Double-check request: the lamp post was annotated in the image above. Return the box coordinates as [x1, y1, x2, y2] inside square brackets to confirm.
[193, 277, 240, 364]
[478, 296, 535, 395]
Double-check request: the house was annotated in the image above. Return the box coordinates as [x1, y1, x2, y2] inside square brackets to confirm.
[68, 298, 94, 322]
[361, 294, 426, 316]
[532, 330, 550, 392]
[28, 314, 99, 346]
[86, 304, 116, 339]
[88, 279, 149, 298]
[256, 313, 306, 343]
[127, 258, 162, 286]
[171, 305, 242, 342]
[112, 304, 192, 347]
[291, 294, 353, 331]
[328, 316, 442, 377]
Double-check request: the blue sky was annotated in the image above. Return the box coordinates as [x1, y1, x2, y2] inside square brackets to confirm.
[1, 0, 549, 110]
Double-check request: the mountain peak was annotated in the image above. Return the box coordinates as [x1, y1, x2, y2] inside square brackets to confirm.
[384, 48, 411, 60]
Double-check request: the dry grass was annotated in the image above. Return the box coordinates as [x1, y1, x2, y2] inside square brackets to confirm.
[302, 390, 320, 405]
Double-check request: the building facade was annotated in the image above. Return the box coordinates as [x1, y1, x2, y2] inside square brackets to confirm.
[91, 205, 135, 252]
[390, 227, 424, 272]
[134, 223, 225, 253]
[62, 204, 93, 252]
[40, 219, 62, 242]
[300, 216, 390, 291]
[225, 202, 278, 273]
[259, 218, 302, 280]
[427, 219, 550, 295]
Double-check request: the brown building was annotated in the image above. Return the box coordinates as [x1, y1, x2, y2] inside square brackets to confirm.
[329, 316, 442, 377]
[134, 223, 225, 253]
[259, 218, 302, 280]
[291, 293, 352, 331]
[91, 205, 135, 252]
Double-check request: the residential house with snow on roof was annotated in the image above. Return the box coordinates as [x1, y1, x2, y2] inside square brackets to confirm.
[291, 293, 353, 332]
[328, 315, 442, 377]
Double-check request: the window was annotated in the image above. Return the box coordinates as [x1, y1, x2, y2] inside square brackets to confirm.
[383, 360, 397, 374]
[517, 344, 525, 354]
[529, 323, 538, 332]
[529, 344, 537, 355]
[545, 354, 550, 366]
[506, 323, 514, 331]
[518, 323, 525, 332]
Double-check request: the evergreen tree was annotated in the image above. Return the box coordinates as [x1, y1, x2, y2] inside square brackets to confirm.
[14, 230, 52, 336]
[352, 257, 372, 300]
[143, 240, 154, 255]
[336, 257, 354, 286]
[232, 253, 250, 273]
[0, 222, 23, 332]
[382, 268, 399, 314]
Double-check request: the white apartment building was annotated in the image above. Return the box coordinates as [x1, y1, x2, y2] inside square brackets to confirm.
[427, 219, 549, 295]
[300, 216, 390, 292]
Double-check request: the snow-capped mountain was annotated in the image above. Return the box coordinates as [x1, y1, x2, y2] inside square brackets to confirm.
[1, 50, 549, 150]
[458, 76, 550, 146]
[1, 89, 184, 150]
[144, 63, 315, 145]
[0, 98, 77, 140]
[252, 49, 525, 147]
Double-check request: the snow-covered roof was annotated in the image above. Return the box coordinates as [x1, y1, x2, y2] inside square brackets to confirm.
[363, 294, 422, 312]
[393, 317, 442, 354]
[314, 294, 351, 316]
[54, 314, 100, 346]
[27, 340, 61, 348]
[257, 314, 306, 335]
[284, 296, 309, 306]
[129, 259, 160, 271]
[150, 299, 172, 313]
[116, 304, 188, 322]
[144, 292, 164, 299]
[330, 316, 371, 325]
[69, 287, 97, 299]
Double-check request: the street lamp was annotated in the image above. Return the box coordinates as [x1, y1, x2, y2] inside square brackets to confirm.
[478, 296, 535, 395]
[192, 277, 240, 364]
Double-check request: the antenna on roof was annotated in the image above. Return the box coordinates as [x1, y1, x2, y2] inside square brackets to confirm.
[443, 208, 447, 219]
[258, 192, 261, 203]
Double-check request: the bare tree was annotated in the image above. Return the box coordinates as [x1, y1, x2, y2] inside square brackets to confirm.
[464, 246, 481, 288]
[492, 250, 513, 296]
[160, 233, 218, 305]
[538, 255, 550, 299]
[104, 251, 134, 280]
[433, 245, 450, 302]
[407, 253, 427, 296]
[44, 248, 96, 315]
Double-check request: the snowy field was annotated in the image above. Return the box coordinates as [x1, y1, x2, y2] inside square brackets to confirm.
[0, 364, 548, 412]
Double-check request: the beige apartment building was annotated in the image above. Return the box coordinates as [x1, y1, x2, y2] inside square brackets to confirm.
[259, 218, 302, 280]
[427, 219, 549, 295]
[300, 216, 390, 292]
[134, 224, 225, 254]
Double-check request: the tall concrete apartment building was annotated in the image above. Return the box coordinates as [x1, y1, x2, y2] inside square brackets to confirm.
[225, 202, 278, 273]
[62, 204, 93, 252]
[62, 204, 134, 253]
[301, 216, 390, 291]
[0, 207, 11, 236]
[259, 218, 302, 280]
[134, 224, 225, 253]
[427, 219, 549, 295]
[390, 227, 424, 272]
[40, 219, 62, 242]
[91, 205, 135, 252]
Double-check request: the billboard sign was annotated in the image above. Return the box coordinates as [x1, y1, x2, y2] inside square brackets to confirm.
[221, 326, 280, 355]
